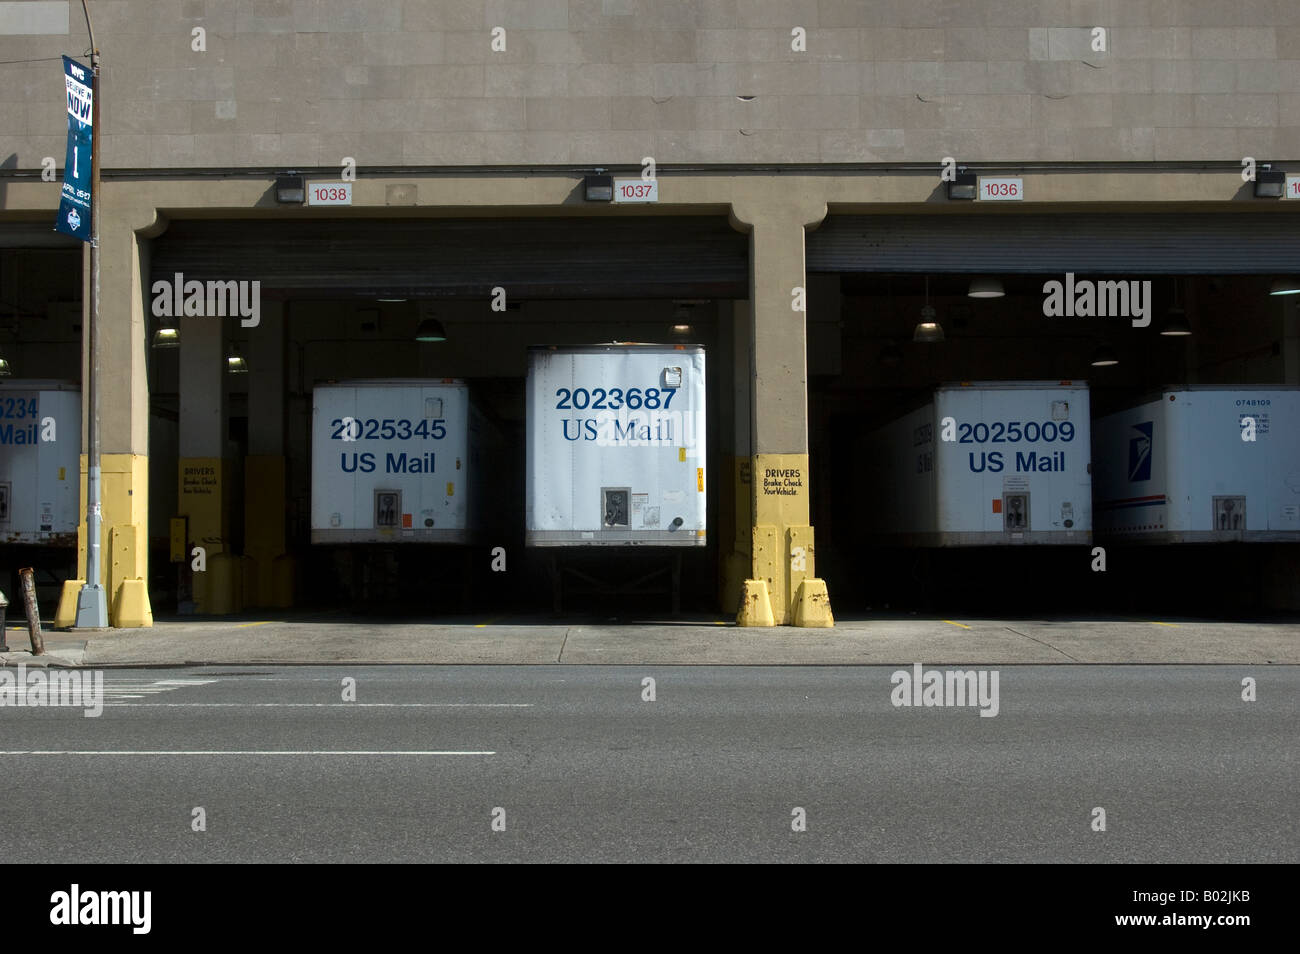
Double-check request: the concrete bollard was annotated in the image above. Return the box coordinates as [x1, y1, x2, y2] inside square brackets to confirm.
[18, 568, 44, 656]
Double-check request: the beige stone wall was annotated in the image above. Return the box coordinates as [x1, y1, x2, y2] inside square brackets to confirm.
[3, 0, 1299, 169]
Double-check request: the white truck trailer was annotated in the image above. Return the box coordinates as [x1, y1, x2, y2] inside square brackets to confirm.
[526, 343, 706, 546]
[1093, 386, 1300, 542]
[0, 380, 80, 546]
[861, 381, 1092, 546]
[310, 379, 495, 544]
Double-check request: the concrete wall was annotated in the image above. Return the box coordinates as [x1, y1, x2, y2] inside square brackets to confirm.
[3, 1, 1300, 169]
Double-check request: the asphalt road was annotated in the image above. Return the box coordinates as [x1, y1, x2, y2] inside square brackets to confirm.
[0, 665, 1294, 863]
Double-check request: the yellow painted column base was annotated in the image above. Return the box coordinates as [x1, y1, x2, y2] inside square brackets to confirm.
[112, 579, 154, 628]
[205, 553, 243, 615]
[721, 550, 749, 618]
[737, 579, 777, 626]
[793, 579, 835, 628]
[54, 580, 85, 630]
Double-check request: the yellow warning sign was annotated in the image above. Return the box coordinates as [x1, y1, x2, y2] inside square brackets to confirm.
[697, 468, 703, 492]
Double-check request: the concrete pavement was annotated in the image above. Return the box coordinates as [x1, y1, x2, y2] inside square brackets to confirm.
[3, 611, 1297, 667]
[0, 665, 1294, 863]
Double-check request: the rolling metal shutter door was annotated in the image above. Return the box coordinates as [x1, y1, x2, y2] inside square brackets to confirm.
[150, 217, 747, 298]
[807, 213, 1300, 274]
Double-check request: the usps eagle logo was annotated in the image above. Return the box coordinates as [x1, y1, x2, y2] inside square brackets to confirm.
[66, 208, 81, 231]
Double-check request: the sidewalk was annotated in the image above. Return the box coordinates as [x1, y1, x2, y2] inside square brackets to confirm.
[3, 611, 1298, 667]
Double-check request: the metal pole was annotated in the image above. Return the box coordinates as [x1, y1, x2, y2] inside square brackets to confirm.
[19, 569, 45, 656]
[74, 0, 107, 628]
[0, 589, 9, 653]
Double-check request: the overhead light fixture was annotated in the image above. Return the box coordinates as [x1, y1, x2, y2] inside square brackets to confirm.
[1254, 167, 1285, 198]
[947, 170, 977, 200]
[1090, 343, 1119, 367]
[583, 174, 614, 202]
[879, 341, 903, 367]
[1269, 278, 1300, 296]
[414, 317, 447, 342]
[913, 278, 944, 342]
[670, 323, 692, 336]
[274, 174, 305, 204]
[226, 344, 249, 373]
[376, 297, 407, 303]
[913, 317, 944, 343]
[967, 278, 1004, 298]
[1159, 282, 1191, 336]
[1159, 306, 1191, 337]
[152, 317, 179, 349]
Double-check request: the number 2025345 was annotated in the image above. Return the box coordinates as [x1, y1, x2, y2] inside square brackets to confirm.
[328, 418, 446, 440]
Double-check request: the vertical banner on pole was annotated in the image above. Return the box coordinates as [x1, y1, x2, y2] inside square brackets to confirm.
[55, 55, 93, 243]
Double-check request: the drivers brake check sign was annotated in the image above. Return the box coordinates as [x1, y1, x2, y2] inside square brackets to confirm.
[55, 56, 93, 243]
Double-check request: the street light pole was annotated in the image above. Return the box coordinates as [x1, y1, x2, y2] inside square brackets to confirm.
[74, 0, 107, 628]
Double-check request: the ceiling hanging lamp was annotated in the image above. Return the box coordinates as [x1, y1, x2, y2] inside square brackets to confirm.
[913, 276, 944, 343]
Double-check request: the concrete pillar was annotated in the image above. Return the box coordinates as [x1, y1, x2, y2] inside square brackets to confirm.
[729, 197, 834, 627]
[719, 299, 753, 615]
[177, 300, 233, 613]
[244, 301, 294, 607]
[55, 205, 156, 629]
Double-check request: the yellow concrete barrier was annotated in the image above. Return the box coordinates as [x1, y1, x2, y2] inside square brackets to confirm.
[737, 578, 776, 627]
[793, 578, 835, 628]
[54, 579, 84, 630]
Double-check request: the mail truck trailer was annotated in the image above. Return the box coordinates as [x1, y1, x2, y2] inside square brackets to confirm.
[1093, 387, 1300, 543]
[526, 344, 706, 546]
[311, 379, 497, 544]
[0, 380, 80, 546]
[525, 343, 707, 613]
[0, 380, 81, 611]
[861, 381, 1092, 546]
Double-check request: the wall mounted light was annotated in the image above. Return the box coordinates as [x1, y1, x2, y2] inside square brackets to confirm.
[967, 278, 1004, 298]
[0, 352, 11, 376]
[414, 317, 447, 342]
[1254, 167, 1285, 198]
[947, 171, 977, 200]
[583, 174, 614, 202]
[274, 174, 305, 204]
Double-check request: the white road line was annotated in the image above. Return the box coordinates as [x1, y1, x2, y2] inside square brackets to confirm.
[99, 703, 533, 708]
[0, 750, 495, 756]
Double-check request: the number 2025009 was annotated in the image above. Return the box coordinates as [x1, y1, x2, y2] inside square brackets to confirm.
[555, 387, 676, 411]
